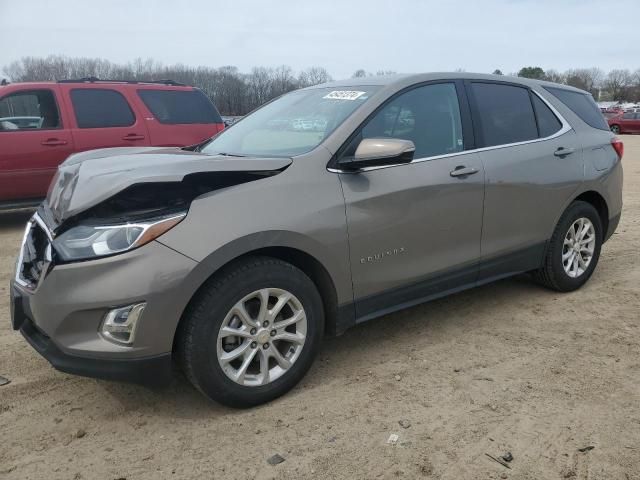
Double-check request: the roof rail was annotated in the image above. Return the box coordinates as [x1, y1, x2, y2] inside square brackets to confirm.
[57, 77, 186, 86]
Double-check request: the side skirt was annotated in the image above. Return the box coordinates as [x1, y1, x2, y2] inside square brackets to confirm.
[334, 242, 546, 333]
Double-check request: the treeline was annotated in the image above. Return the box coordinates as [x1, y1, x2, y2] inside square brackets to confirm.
[2, 56, 333, 116]
[503, 66, 640, 102]
[4, 56, 640, 115]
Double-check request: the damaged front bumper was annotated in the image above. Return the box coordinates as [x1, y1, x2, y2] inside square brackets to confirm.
[11, 228, 198, 386]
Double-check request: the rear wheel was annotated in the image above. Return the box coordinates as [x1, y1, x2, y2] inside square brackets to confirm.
[534, 201, 602, 292]
[177, 257, 324, 407]
[610, 124, 621, 134]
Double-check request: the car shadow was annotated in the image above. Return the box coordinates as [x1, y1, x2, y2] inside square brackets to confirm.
[93, 273, 549, 416]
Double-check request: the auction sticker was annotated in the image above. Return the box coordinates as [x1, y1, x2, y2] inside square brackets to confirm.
[323, 90, 367, 100]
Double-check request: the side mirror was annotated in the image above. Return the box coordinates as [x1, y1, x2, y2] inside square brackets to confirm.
[338, 138, 415, 171]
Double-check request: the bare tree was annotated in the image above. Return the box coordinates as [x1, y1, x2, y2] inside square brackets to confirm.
[564, 68, 603, 97]
[604, 69, 633, 101]
[544, 69, 565, 84]
[298, 67, 332, 87]
[5, 55, 640, 112]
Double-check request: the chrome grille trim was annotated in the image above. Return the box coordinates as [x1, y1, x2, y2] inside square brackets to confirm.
[15, 213, 53, 292]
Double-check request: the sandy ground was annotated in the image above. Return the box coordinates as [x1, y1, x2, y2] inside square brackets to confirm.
[1, 137, 639, 480]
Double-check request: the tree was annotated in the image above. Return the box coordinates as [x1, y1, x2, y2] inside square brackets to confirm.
[517, 66, 546, 80]
[351, 69, 367, 78]
[543, 69, 564, 84]
[564, 68, 603, 97]
[492, 69, 503, 75]
[604, 69, 632, 101]
[298, 66, 332, 87]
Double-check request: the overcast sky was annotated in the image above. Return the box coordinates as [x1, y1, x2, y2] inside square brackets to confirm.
[1, 0, 638, 79]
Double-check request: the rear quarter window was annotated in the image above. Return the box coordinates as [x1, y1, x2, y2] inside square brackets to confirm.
[531, 93, 563, 138]
[137, 89, 223, 124]
[544, 87, 609, 131]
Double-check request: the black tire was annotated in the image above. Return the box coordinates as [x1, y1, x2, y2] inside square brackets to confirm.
[176, 256, 324, 408]
[533, 201, 603, 292]
[610, 124, 620, 134]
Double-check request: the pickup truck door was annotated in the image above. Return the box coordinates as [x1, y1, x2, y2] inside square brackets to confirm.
[0, 86, 75, 202]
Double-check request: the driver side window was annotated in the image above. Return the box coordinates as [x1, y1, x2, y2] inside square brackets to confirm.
[344, 83, 464, 159]
[0, 90, 61, 131]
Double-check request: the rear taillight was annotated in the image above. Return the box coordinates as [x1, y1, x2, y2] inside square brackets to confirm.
[612, 137, 624, 160]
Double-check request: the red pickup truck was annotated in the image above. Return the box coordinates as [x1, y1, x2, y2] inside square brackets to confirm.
[0, 79, 224, 207]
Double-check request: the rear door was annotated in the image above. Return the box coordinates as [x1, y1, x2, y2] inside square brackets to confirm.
[131, 87, 224, 146]
[59, 85, 151, 151]
[466, 81, 583, 280]
[0, 86, 75, 202]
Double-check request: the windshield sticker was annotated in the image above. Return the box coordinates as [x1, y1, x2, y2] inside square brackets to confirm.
[323, 90, 367, 101]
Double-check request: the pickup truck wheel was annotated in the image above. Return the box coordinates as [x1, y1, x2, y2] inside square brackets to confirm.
[177, 257, 324, 407]
[533, 201, 602, 292]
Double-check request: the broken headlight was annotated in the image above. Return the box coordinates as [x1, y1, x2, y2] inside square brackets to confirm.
[53, 213, 186, 261]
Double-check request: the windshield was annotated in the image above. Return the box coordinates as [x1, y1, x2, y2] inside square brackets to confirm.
[201, 87, 379, 157]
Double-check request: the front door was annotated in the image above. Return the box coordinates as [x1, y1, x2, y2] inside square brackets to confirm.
[336, 82, 485, 320]
[0, 88, 75, 202]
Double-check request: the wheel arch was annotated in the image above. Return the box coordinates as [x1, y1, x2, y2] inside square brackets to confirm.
[573, 190, 609, 238]
[171, 237, 349, 355]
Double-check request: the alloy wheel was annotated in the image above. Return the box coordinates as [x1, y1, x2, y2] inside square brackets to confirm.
[216, 288, 307, 386]
[562, 217, 596, 278]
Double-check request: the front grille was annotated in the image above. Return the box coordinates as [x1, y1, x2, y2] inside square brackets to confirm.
[16, 216, 52, 291]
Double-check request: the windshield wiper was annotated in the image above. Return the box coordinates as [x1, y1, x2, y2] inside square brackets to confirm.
[215, 152, 247, 157]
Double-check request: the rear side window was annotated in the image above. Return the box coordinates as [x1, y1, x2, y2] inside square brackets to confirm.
[544, 87, 609, 131]
[70, 89, 135, 128]
[531, 94, 562, 137]
[137, 89, 222, 124]
[622, 112, 634, 119]
[470, 83, 538, 147]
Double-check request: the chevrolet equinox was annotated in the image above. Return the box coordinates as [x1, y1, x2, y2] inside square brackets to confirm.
[11, 73, 623, 407]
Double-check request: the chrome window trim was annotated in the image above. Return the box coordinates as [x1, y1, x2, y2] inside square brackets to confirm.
[15, 213, 53, 292]
[328, 89, 572, 174]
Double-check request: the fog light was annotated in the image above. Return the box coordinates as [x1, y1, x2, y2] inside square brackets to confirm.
[101, 303, 146, 345]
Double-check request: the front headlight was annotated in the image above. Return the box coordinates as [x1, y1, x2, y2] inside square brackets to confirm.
[53, 213, 185, 261]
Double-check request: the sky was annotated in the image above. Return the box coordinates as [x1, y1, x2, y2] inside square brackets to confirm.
[1, 0, 638, 80]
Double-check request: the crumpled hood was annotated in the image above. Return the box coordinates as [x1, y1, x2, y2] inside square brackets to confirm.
[46, 147, 292, 225]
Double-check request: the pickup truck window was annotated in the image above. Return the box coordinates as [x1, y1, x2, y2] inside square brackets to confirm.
[0, 90, 60, 131]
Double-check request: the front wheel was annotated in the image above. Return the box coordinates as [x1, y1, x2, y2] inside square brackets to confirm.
[177, 257, 324, 407]
[610, 124, 621, 134]
[533, 201, 603, 292]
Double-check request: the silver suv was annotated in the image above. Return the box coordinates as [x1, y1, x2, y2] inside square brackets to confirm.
[11, 73, 623, 407]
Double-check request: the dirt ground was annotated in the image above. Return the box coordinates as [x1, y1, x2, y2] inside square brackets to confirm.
[1, 137, 639, 480]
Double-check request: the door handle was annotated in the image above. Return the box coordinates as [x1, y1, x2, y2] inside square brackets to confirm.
[40, 138, 68, 146]
[122, 133, 145, 141]
[450, 166, 479, 177]
[554, 147, 575, 157]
